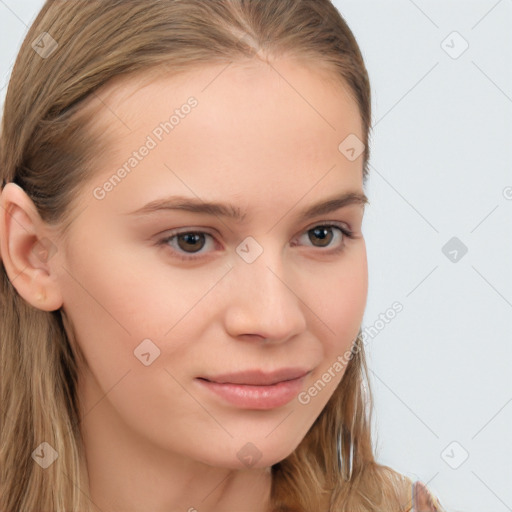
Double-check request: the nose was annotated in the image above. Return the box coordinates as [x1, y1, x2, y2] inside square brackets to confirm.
[223, 246, 307, 344]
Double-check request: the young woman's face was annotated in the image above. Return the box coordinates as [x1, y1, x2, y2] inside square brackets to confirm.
[51, 58, 368, 469]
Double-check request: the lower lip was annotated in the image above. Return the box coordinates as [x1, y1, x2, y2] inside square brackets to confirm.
[196, 375, 307, 410]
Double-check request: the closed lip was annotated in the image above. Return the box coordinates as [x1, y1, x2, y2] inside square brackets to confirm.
[198, 367, 311, 386]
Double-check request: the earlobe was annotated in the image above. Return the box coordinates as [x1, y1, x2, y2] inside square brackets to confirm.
[0, 182, 63, 311]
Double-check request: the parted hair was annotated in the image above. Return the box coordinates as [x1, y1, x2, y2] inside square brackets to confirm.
[0, 1, 414, 510]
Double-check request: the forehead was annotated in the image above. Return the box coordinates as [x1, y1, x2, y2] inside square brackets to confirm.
[93, 55, 363, 144]
[81, 57, 365, 216]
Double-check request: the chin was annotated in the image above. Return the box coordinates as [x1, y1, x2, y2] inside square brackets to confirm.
[197, 443, 294, 471]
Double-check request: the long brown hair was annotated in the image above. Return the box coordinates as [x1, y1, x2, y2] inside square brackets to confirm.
[0, 1, 414, 510]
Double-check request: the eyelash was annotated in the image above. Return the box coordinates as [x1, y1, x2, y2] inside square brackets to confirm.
[157, 222, 355, 262]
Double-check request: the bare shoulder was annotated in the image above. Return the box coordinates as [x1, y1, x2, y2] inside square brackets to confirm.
[329, 464, 448, 511]
[359, 464, 447, 512]
[371, 466, 447, 512]
[406, 480, 447, 512]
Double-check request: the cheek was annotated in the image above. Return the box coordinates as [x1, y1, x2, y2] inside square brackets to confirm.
[60, 241, 212, 335]
[57, 249, 162, 382]
[58, 250, 213, 446]
[298, 250, 367, 411]
[58, 244, 230, 386]
[314, 245, 368, 350]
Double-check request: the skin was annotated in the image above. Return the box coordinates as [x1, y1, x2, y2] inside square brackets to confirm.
[0, 57, 368, 511]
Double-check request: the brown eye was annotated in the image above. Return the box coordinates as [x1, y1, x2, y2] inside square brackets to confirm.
[158, 230, 217, 261]
[308, 226, 334, 247]
[176, 232, 206, 253]
[293, 223, 353, 254]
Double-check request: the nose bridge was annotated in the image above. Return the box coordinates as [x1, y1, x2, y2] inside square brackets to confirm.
[224, 236, 306, 340]
[238, 251, 282, 302]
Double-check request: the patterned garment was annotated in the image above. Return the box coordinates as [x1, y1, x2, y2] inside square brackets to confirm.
[408, 481, 447, 512]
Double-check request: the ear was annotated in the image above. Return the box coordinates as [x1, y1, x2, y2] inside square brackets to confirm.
[0, 182, 63, 311]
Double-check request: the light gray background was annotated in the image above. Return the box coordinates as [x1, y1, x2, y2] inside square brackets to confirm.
[1, 1, 511, 511]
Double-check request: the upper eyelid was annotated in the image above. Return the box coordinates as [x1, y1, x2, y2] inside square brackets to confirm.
[162, 220, 351, 239]
[302, 219, 352, 232]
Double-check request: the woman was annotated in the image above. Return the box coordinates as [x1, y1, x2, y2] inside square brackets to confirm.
[0, 1, 447, 510]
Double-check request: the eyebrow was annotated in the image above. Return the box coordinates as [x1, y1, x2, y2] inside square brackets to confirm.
[125, 191, 368, 222]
